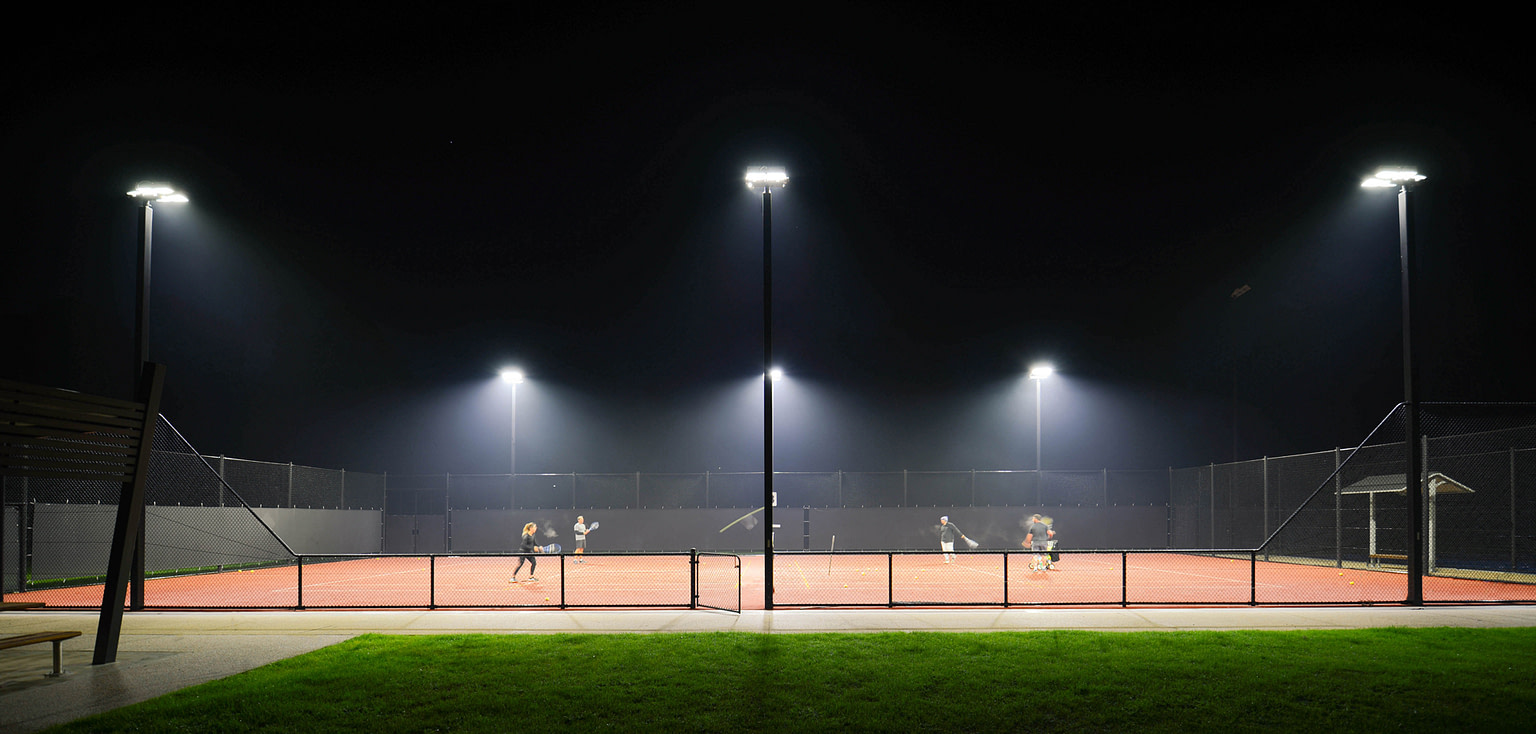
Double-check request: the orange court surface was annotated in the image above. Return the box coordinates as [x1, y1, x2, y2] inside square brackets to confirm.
[5, 550, 1532, 611]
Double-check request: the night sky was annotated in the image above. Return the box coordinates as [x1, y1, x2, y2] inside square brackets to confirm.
[5, 6, 1532, 477]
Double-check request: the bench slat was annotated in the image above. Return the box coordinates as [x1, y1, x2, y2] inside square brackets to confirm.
[0, 631, 83, 650]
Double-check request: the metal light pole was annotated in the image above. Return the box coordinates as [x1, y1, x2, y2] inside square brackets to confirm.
[499, 368, 524, 478]
[746, 166, 787, 610]
[1363, 167, 1426, 605]
[125, 182, 186, 610]
[1029, 364, 1053, 471]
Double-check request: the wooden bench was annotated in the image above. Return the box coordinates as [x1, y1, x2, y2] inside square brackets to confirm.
[1, 364, 165, 665]
[0, 601, 46, 612]
[0, 630, 83, 677]
[1369, 553, 1408, 568]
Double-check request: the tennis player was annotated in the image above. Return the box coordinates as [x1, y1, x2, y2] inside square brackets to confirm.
[573, 516, 591, 564]
[1023, 513, 1055, 571]
[510, 522, 544, 583]
[938, 516, 969, 563]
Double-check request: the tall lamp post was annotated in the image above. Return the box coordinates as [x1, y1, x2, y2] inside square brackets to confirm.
[1362, 166, 1426, 606]
[127, 183, 188, 389]
[747, 166, 787, 610]
[124, 182, 187, 611]
[499, 368, 525, 478]
[1029, 364, 1054, 472]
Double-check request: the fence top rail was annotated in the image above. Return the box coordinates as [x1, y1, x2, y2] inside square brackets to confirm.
[775, 548, 1262, 555]
[295, 551, 701, 560]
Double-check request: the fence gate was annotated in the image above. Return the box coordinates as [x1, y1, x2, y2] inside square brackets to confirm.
[384, 487, 446, 554]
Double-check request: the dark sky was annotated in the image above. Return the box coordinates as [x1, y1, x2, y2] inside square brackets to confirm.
[5, 6, 1532, 476]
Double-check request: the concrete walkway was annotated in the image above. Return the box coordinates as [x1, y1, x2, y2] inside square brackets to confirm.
[4, 605, 1535, 733]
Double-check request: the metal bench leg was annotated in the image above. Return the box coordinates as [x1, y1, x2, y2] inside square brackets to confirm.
[48, 640, 65, 677]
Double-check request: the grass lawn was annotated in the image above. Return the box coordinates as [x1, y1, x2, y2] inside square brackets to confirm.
[48, 628, 1536, 733]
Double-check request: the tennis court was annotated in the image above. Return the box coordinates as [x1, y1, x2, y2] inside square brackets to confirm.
[7, 404, 1536, 612]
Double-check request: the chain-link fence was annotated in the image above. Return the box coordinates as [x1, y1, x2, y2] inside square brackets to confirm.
[1172, 403, 1536, 603]
[3, 416, 298, 603]
[380, 469, 1169, 511]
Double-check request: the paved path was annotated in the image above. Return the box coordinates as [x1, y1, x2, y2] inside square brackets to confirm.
[4, 605, 1534, 732]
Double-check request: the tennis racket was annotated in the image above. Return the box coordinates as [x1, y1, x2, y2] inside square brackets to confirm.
[964, 538, 979, 549]
[588, 521, 599, 531]
[544, 543, 562, 554]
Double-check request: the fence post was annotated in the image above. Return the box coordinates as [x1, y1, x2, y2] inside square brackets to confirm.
[1334, 448, 1342, 568]
[690, 548, 698, 609]
[1121, 551, 1128, 607]
[288, 462, 295, 508]
[1513, 447, 1519, 571]
[1262, 457, 1269, 561]
[1250, 551, 1257, 606]
[340, 468, 346, 510]
[1002, 549, 1009, 607]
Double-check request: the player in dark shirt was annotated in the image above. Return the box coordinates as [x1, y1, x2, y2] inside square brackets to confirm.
[510, 522, 544, 583]
[939, 516, 969, 563]
[1024, 514, 1055, 571]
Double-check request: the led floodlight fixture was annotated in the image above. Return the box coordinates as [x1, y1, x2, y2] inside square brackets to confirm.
[1361, 168, 1426, 188]
[128, 182, 188, 203]
[745, 166, 789, 190]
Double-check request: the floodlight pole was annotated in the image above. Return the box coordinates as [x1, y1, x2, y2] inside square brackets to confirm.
[130, 198, 153, 611]
[1034, 377, 1044, 472]
[761, 185, 775, 611]
[746, 167, 786, 610]
[510, 379, 519, 478]
[1398, 183, 1423, 606]
[1028, 365, 1052, 472]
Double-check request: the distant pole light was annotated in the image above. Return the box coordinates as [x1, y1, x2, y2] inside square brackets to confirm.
[499, 367, 525, 477]
[766, 368, 784, 382]
[1028, 363, 1054, 471]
